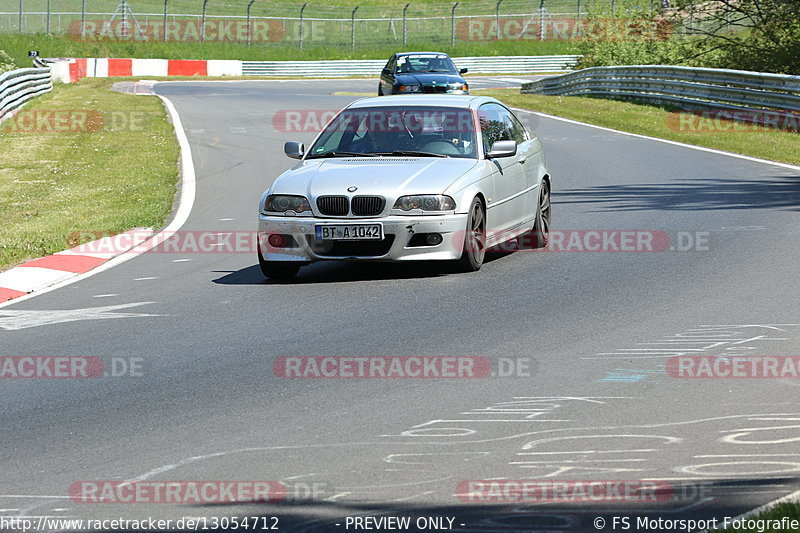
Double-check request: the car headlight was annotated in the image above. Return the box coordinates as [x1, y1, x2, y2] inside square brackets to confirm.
[393, 195, 456, 213]
[263, 194, 312, 214]
[449, 83, 468, 92]
[397, 84, 421, 93]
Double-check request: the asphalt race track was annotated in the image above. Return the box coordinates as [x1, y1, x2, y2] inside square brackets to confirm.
[2, 77, 800, 532]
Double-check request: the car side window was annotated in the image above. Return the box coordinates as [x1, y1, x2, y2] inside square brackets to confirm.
[500, 108, 527, 144]
[385, 56, 395, 74]
[395, 56, 408, 73]
[478, 103, 511, 153]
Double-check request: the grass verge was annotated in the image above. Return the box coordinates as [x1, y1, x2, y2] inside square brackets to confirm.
[721, 501, 800, 532]
[1, 33, 578, 66]
[477, 89, 800, 166]
[0, 78, 179, 271]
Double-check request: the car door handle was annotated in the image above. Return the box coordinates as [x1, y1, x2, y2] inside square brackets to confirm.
[518, 157, 527, 164]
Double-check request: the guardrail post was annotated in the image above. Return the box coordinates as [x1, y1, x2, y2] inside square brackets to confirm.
[201, 0, 210, 42]
[162, 0, 168, 40]
[451, 1, 458, 46]
[402, 3, 409, 46]
[299, 2, 307, 49]
[350, 6, 359, 51]
[495, 0, 502, 40]
[246, 0, 255, 45]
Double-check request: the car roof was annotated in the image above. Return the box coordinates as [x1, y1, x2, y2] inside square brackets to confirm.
[395, 51, 451, 57]
[347, 95, 500, 110]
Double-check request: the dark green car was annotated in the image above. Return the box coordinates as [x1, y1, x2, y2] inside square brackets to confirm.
[378, 52, 469, 96]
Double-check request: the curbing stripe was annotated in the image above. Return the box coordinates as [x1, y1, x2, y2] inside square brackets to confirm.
[0, 287, 28, 301]
[0, 91, 195, 309]
[0, 228, 150, 301]
[22, 254, 107, 274]
[0, 267, 74, 294]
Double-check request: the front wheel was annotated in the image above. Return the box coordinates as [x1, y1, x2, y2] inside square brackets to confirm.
[522, 179, 551, 249]
[456, 197, 486, 272]
[258, 244, 301, 280]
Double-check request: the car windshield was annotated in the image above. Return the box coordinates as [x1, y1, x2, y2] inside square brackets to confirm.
[395, 54, 457, 74]
[307, 106, 477, 159]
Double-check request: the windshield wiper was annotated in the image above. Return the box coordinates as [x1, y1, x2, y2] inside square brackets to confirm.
[428, 69, 454, 73]
[375, 150, 450, 158]
[306, 151, 380, 159]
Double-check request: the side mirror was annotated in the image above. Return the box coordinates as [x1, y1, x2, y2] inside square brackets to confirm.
[284, 141, 305, 160]
[382, 68, 391, 75]
[486, 140, 517, 159]
[459, 67, 468, 74]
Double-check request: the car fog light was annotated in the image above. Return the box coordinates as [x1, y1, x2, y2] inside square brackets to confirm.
[426, 233, 443, 245]
[268, 234, 285, 248]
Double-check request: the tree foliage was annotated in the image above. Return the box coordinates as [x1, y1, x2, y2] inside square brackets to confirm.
[671, 0, 800, 74]
[575, 0, 799, 74]
[575, 3, 692, 69]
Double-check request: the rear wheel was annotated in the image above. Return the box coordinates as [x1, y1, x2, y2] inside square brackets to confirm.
[456, 197, 486, 272]
[258, 244, 301, 280]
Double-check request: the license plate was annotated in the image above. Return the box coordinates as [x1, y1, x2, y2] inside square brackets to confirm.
[315, 224, 383, 241]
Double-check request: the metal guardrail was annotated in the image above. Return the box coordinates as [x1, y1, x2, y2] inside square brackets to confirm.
[521, 65, 800, 113]
[242, 55, 582, 77]
[0, 67, 53, 124]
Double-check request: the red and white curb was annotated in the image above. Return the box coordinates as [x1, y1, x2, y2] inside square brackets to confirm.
[0, 94, 196, 309]
[0, 229, 154, 303]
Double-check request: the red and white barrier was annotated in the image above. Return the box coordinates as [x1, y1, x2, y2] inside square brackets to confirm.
[63, 58, 243, 83]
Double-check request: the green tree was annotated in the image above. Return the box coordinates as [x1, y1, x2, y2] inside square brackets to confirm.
[672, 0, 800, 74]
[575, 2, 692, 68]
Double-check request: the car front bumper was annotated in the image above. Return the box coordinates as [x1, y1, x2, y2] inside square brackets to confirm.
[258, 213, 469, 262]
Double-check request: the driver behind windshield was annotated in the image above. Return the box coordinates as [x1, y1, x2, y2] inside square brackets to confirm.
[310, 108, 476, 159]
[397, 56, 453, 74]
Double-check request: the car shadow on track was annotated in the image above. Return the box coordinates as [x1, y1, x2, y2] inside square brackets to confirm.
[85, 475, 800, 532]
[558, 175, 800, 211]
[211, 249, 516, 285]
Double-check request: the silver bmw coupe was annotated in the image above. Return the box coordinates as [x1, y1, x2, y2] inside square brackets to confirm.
[257, 95, 551, 279]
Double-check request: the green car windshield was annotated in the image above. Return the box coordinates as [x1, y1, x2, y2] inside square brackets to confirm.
[396, 54, 458, 74]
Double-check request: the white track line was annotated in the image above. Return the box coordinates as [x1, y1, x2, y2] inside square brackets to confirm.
[514, 108, 800, 172]
[0, 94, 196, 309]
